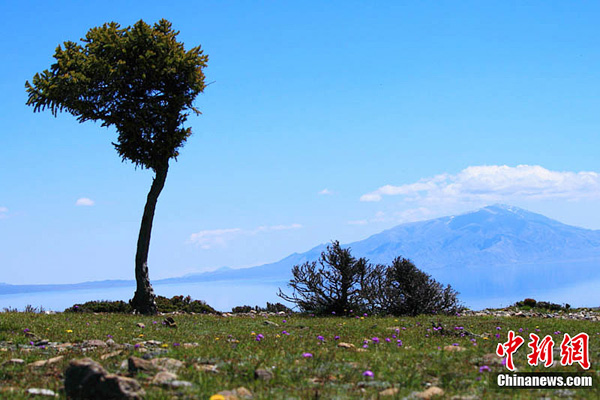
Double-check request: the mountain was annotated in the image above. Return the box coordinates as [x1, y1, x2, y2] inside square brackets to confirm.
[174, 204, 600, 306]
[2, 205, 599, 308]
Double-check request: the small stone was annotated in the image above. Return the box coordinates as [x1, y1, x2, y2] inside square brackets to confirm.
[105, 338, 116, 347]
[379, 387, 399, 396]
[100, 350, 123, 360]
[415, 386, 445, 398]
[151, 357, 184, 372]
[443, 345, 466, 352]
[481, 353, 503, 366]
[128, 356, 158, 373]
[136, 323, 146, 328]
[337, 342, 356, 349]
[254, 368, 273, 381]
[217, 390, 239, 400]
[7, 358, 25, 364]
[151, 371, 178, 385]
[28, 356, 64, 368]
[264, 320, 279, 327]
[34, 340, 49, 346]
[26, 388, 57, 397]
[195, 363, 218, 373]
[164, 380, 192, 388]
[163, 317, 177, 328]
[83, 339, 108, 348]
[234, 386, 253, 398]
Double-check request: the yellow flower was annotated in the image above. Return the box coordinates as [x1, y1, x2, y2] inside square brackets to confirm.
[276, 334, 281, 338]
[483, 337, 489, 340]
[360, 317, 365, 320]
[66, 329, 73, 333]
[210, 395, 226, 400]
[138, 334, 144, 338]
[251, 332, 256, 336]
[161, 344, 169, 348]
[215, 337, 220, 341]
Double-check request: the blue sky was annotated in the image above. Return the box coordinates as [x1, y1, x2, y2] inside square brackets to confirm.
[1, 1, 600, 285]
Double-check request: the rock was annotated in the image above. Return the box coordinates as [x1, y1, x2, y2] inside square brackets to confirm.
[234, 386, 253, 398]
[28, 356, 64, 368]
[264, 320, 279, 327]
[415, 386, 445, 399]
[254, 368, 274, 381]
[7, 358, 25, 364]
[128, 356, 157, 373]
[65, 358, 145, 399]
[163, 317, 177, 328]
[105, 338, 116, 347]
[34, 339, 49, 346]
[151, 357, 184, 372]
[217, 390, 240, 400]
[136, 323, 145, 329]
[100, 350, 123, 360]
[481, 353, 503, 366]
[164, 380, 192, 388]
[195, 363, 218, 373]
[337, 342, 356, 349]
[443, 345, 466, 352]
[379, 387, 399, 396]
[151, 371, 178, 385]
[26, 388, 57, 397]
[83, 340, 108, 348]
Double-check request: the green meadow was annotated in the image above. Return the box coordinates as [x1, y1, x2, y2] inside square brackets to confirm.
[0, 311, 598, 399]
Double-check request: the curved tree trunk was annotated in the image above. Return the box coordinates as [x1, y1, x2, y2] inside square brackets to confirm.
[130, 161, 169, 314]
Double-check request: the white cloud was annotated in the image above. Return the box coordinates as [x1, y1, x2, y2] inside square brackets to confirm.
[318, 188, 333, 195]
[188, 228, 243, 249]
[76, 197, 95, 206]
[360, 165, 600, 204]
[188, 223, 302, 249]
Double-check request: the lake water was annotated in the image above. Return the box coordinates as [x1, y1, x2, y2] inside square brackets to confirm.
[0, 278, 597, 312]
[0, 280, 290, 312]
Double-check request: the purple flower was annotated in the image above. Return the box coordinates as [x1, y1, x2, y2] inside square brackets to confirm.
[518, 328, 523, 332]
[334, 335, 340, 340]
[371, 337, 380, 343]
[495, 333, 501, 339]
[29, 341, 34, 346]
[397, 339, 403, 346]
[302, 353, 312, 358]
[134, 344, 140, 349]
[452, 343, 459, 346]
[317, 335, 325, 341]
[385, 338, 391, 343]
[362, 344, 369, 349]
[363, 313, 368, 317]
[554, 331, 561, 335]
[107, 334, 113, 338]
[173, 343, 180, 347]
[152, 321, 157, 324]
[332, 311, 336, 315]
[282, 320, 287, 323]
[23, 328, 30, 333]
[362, 370, 374, 377]
[496, 326, 501, 330]
[479, 365, 491, 372]
[282, 331, 289, 335]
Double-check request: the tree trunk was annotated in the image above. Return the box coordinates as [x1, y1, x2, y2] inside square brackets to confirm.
[130, 161, 169, 315]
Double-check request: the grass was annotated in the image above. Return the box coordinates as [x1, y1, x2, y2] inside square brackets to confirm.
[0, 311, 598, 399]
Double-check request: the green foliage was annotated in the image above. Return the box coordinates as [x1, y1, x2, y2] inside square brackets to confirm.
[514, 299, 565, 311]
[278, 241, 370, 315]
[372, 257, 462, 316]
[231, 302, 293, 314]
[65, 300, 132, 313]
[280, 241, 461, 316]
[25, 19, 208, 171]
[154, 295, 216, 314]
[523, 298, 537, 307]
[64, 296, 216, 314]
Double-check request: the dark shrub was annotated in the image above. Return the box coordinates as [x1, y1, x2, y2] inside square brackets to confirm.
[372, 257, 462, 316]
[155, 295, 216, 314]
[65, 300, 132, 313]
[523, 298, 537, 307]
[278, 241, 371, 315]
[266, 302, 292, 313]
[232, 305, 253, 313]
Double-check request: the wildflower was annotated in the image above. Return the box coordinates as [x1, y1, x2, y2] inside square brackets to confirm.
[302, 353, 313, 358]
[282, 320, 286, 323]
[215, 337, 220, 341]
[276, 334, 281, 338]
[495, 333, 501, 339]
[66, 329, 73, 333]
[397, 339, 403, 346]
[452, 343, 459, 346]
[134, 344, 141, 349]
[385, 338, 391, 343]
[282, 331, 289, 335]
[392, 334, 397, 339]
[29, 341, 34, 346]
[107, 334, 113, 339]
[363, 313, 368, 317]
[210, 395, 226, 400]
[332, 311, 336, 315]
[161, 344, 169, 348]
[554, 331, 561, 335]
[317, 335, 325, 341]
[250, 332, 256, 336]
[334, 335, 340, 340]
[372, 337, 380, 344]
[479, 365, 491, 372]
[23, 328, 30, 333]
[360, 317, 365, 320]
[518, 328, 523, 332]
[138, 334, 144, 338]
[152, 321, 157, 324]
[496, 326, 501, 330]
[363, 344, 369, 349]
[362, 370, 374, 377]
[173, 343, 180, 347]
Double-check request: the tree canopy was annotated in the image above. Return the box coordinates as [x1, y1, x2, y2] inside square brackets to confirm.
[26, 19, 208, 171]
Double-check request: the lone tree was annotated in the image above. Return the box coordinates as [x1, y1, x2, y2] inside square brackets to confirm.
[25, 19, 208, 314]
